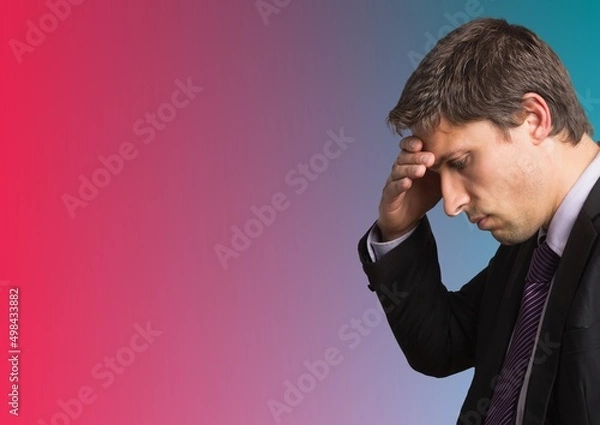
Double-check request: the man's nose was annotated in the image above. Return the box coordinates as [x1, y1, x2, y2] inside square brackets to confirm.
[441, 172, 469, 217]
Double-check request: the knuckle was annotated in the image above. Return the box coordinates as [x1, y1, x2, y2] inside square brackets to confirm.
[400, 136, 414, 149]
[397, 152, 411, 165]
[401, 136, 421, 150]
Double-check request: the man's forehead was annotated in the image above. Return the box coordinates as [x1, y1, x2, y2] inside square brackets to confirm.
[413, 118, 458, 145]
[416, 124, 459, 151]
[434, 118, 456, 134]
[418, 117, 496, 150]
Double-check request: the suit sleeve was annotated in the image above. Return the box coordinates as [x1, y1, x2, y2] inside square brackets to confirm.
[357, 215, 490, 378]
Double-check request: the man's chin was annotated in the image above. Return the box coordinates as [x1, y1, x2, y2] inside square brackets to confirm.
[490, 227, 536, 246]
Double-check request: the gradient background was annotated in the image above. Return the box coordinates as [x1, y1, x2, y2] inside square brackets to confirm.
[1, 0, 599, 424]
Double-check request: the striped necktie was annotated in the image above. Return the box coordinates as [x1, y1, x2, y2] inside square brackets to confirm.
[485, 239, 560, 425]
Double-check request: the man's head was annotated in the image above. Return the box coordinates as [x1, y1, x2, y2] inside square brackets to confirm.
[388, 17, 592, 143]
[387, 18, 596, 245]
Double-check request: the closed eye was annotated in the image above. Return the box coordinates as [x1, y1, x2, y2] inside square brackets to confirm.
[449, 158, 467, 170]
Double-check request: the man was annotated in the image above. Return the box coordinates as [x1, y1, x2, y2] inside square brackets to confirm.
[357, 18, 600, 425]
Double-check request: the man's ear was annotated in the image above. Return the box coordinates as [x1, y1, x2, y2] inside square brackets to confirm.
[520, 92, 552, 144]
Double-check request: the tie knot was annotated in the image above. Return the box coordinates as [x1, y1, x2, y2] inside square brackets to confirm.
[526, 241, 560, 284]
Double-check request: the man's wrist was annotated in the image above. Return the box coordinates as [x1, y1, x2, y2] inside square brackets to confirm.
[378, 221, 420, 242]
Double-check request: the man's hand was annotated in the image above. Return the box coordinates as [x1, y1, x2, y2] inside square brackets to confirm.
[377, 136, 442, 241]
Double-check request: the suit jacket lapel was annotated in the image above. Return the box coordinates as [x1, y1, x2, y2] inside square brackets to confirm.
[523, 177, 600, 423]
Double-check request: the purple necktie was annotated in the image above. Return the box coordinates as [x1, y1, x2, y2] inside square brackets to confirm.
[485, 239, 560, 425]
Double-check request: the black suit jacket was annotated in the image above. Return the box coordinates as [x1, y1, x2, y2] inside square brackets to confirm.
[357, 177, 600, 424]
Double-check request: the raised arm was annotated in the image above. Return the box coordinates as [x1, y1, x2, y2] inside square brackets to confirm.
[358, 217, 490, 377]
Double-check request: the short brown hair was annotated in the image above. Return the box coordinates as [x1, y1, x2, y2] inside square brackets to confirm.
[387, 18, 593, 144]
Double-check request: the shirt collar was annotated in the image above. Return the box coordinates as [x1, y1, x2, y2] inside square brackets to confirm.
[538, 149, 600, 255]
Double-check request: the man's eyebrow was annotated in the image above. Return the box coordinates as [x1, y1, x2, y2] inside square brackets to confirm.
[430, 149, 466, 172]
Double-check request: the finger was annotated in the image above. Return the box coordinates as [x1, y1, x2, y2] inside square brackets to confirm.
[382, 177, 413, 200]
[395, 151, 435, 167]
[399, 136, 423, 152]
[391, 163, 427, 180]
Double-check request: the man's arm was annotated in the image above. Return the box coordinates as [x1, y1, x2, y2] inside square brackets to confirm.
[366, 220, 417, 261]
[358, 216, 489, 378]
